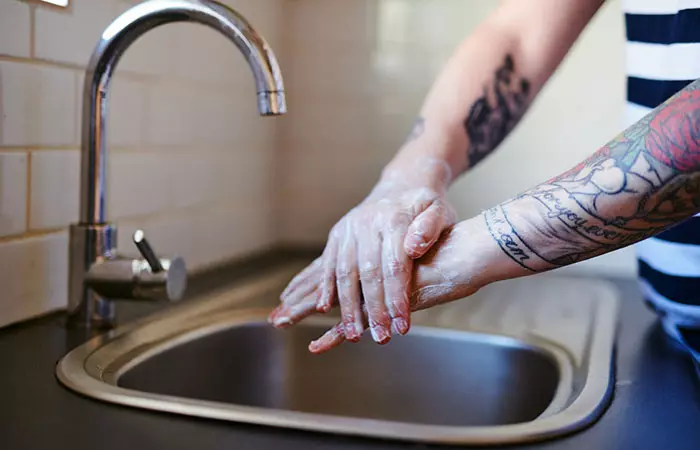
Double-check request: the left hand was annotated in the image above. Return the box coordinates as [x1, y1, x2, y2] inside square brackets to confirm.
[268, 158, 456, 345]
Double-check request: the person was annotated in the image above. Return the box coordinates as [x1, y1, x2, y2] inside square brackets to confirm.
[268, 0, 700, 354]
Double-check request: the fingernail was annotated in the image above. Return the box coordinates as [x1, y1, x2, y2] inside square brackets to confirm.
[316, 297, 330, 313]
[392, 318, 409, 335]
[370, 325, 391, 344]
[273, 316, 292, 328]
[309, 341, 321, 353]
[354, 322, 365, 338]
[345, 322, 363, 342]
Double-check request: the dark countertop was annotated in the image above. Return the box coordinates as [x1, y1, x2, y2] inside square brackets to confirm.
[2, 255, 700, 450]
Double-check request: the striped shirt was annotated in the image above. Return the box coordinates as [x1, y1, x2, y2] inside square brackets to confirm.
[624, 0, 700, 322]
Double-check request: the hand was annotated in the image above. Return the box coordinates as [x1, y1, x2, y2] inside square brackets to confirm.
[269, 219, 492, 353]
[269, 157, 457, 345]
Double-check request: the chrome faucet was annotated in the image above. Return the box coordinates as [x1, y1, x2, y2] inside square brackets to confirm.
[67, 0, 286, 329]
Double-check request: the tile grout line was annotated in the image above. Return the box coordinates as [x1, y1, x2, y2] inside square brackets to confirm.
[0, 227, 65, 245]
[0, 145, 263, 153]
[115, 199, 252, 226]
[0, 54, 251, 93]
[0, 146, 78, 152]
[28, 3, 36, 59]
[25, 151, 32, 231]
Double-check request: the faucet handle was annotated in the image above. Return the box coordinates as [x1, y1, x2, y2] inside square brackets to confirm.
[133, 229, 164, 273]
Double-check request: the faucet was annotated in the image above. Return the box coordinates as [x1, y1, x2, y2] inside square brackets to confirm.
[67, 0, 286, 329]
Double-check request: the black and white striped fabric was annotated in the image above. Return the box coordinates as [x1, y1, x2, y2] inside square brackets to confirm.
[624, 0, 700, 335]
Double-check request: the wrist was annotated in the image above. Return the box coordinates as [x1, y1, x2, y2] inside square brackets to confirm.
[410, 212, 535, 311]
[410, 217, 498, 310]
[379, 155, 453, 192]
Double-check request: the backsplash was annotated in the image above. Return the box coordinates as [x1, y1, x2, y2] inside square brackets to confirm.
[0, 0, 634, 328]
[0, 0, 285, 327]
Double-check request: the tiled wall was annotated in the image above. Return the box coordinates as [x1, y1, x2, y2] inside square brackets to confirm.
[279, 0, 637, 277]
[0, 0, 285, 327]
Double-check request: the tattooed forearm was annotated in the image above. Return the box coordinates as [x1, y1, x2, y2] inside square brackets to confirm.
[465, 54, 531, 167]
[485, 78, 700, 272]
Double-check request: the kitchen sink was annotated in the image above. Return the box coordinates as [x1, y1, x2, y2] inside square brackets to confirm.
[118, 321, 560, 427]
[57, 261, 620, 446]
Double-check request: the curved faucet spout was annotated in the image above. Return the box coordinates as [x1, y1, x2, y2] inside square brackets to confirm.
[80, 0, 286, 225]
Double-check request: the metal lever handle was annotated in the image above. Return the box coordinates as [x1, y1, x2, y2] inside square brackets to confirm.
[133, 229, 164, 273]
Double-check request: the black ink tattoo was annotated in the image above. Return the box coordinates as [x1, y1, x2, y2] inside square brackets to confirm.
[484, 206, 536, 271]
[465, 54, 531, 167]
[405, 117, 426, 144]
[485, 79, 700, 272]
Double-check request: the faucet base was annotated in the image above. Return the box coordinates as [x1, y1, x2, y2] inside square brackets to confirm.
[66, 223, 118, 329]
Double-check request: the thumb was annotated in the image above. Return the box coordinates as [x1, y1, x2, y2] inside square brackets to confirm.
[403, 200, 456, 259]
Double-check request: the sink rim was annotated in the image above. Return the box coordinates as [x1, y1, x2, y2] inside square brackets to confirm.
[56, 265, 619, 446]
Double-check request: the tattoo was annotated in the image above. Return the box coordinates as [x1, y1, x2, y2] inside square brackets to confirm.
[465, 54, 531, 167]
[485, 79, 700, 272]
[405, 117, 425, 144]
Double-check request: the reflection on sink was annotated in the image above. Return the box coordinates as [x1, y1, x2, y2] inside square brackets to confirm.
[56, 263, 620, 446]
[118, 321, 560, 427]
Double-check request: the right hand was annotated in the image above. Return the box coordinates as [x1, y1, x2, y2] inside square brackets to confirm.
[269, 157, 457, 345]
[270, 219, 490, 353]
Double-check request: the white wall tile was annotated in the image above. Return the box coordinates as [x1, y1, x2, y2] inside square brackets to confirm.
[107, 151, 170, 220]
[0, 232, 68, 328]
[283, 97, 372, 143]
[116, 199, 275, 272]
[287, 0, 377, 46]
[208, 144, 276, 202]
[170, 22, 250, 85]
[0, 61, 77, 147]
[0, 153, 28, 237]
[0, 1, 31, 58]
[287, 48, 375, 96]
[35, 0, 119, 66]
[146, 83, 199, 147]
[105, 76, 148, 148]
[197, 203, 276, 265]
[30, 150, 80, 229]
[166, 152, 214, 210]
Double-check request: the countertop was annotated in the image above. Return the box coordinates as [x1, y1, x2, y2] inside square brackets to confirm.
[2, 253, 700, 450]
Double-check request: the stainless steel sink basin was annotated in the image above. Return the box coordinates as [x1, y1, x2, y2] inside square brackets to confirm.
[118, 320, 560, 427]
[57, 262, 620, 446]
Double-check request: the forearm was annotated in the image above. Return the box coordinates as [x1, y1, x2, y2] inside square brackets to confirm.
[471, 78, 700, 284]
[381, 0, 603, 188]
[408, 79, 700, 312]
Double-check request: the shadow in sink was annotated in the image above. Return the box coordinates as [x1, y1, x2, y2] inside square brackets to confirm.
[118, 322, 560, 427]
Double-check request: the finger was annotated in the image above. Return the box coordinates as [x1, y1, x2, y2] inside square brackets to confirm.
[404, 201, 453, 259]
[358, 231, 392, 344]
[309, 321, 346, 354]
[270, 277, 321, 325]
[280, 257, 323, 300]
[383, 231, 412, 335]
[269, 287, 321, 328]
[309, 304, 370, 354]
[336, 228, 364, 342]
[316, 236, 338, 313]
